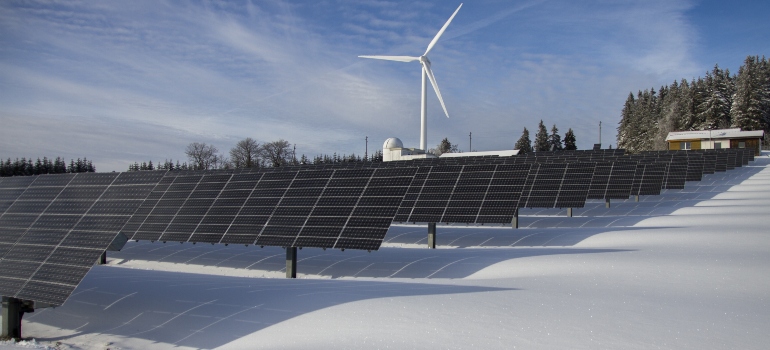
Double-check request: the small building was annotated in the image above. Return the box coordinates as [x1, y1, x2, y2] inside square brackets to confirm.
[382, 137, 438, 162]
[665, 128, 765, 155]
[439, 149, 519, 158]
[382, 137, 519, 161]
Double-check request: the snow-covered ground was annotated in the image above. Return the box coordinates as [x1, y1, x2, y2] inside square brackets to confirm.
[3, 153, 770, 349]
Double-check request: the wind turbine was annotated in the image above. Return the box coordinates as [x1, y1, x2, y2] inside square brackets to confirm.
[360, 3, 462, 151]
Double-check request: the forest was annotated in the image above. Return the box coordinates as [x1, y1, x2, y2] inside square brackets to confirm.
[617, 55, 769, 153]
[0, 157, 95, 177]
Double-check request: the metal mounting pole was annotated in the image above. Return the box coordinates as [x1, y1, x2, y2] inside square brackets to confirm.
[567, 208, 573, 217]
[512, 208, 519, 229]
[605, 198, 611, 208]
[427, 223, 436, 249]
[2, 297, 33, 339]
[286, 247, 297, 278]
[99, 251, 107, 265]
[635, 195, 639, 202]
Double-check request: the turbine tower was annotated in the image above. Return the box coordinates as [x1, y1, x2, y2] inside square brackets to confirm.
[360, 3, 462, 151]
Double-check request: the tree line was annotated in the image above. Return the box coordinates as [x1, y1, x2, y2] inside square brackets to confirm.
[514, 121, 577, 154]
[129, 138, 388, 171]
[617, 55, 770, 153]
[0, 157, 95, 177]
[128, 138, 296, 171]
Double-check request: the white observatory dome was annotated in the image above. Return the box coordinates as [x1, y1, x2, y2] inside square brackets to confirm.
[383, 137, 404, 149]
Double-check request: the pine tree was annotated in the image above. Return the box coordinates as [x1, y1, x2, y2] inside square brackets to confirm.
[731, 56, 770, 131]
[514, 127, 533, 154]
[34, 158, 43, 175]
[675, 79, 696, 130]
[697, 65, 733, 130]
[534, 120, 549, 152]
[564, 128, 577, 150]
[617, 93, 636, 152]
[548, 124, 563, 151]
[658, 80, 685, 149]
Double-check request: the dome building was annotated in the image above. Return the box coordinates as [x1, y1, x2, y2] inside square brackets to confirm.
[382, 137, 437, 162]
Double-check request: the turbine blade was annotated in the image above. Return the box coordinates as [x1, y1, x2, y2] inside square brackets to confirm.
[358, 55, 420, 62]
[423, 62, 449, 118]
[424, 3, 463, 56]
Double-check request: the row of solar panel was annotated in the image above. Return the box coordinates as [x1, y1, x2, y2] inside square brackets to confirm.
[0, 148, 753, 305]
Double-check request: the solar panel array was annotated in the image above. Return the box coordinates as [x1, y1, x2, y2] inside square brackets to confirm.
[0, 172, 165, 305]
[122, 167, 417, 251]
[394, 163, 531, 224]
[0, 147, 757, 307]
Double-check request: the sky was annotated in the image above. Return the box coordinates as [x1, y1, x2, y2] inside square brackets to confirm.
[1, 0, 768, 172]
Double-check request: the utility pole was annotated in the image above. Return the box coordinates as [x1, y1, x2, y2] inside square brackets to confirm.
[599, 121, 602, 146]
[293, 144, 296, 164]
[365, 136, 368, 160]
[469, 132, 472, 152]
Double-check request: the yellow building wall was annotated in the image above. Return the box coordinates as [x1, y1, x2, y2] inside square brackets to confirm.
[667, 140, 701, 150]
[692, 140, 701, 149]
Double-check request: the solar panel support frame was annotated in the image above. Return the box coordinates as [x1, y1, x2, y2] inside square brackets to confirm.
[605, 198, 611, 208]
[427, 222, 436, 249]
[286, 247, 297, 278]
[2, 296, 33, 339]
[512, 208, 519, 229]
[567, 208, 573, 217]
[107, 232, 129, 251]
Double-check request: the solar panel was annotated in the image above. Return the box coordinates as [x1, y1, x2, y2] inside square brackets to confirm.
[714, 152, 728, 172]
[0, 171, 165, 305]
[725, 151, 736, 170]
[685, 157, 704, 182]
[395, 163, 532, 225]
[127, 167, 416, 251]
[587, 161, 637, 199]
[631, 163, 666, 196]
[732, 149, 747, 167]
[662, 160, 687, 189]
[519, 162, 595, 208]
[475, 163, 531, 224]
[700, 152, 717, 174]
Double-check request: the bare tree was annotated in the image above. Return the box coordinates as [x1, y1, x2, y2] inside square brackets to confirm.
[230, 137, 261, 168]
[261, 139, 293, 167]
[185, 142, 219, 170]
[211, 152, 231, 170]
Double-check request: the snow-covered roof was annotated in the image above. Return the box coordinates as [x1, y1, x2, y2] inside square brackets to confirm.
[439, 150, 519, 158]
[665, 128, 765, 141]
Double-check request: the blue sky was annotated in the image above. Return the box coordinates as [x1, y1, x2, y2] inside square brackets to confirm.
[1, 0, 768, 171]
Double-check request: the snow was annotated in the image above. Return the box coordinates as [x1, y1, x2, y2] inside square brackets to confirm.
[3, 153, 770, 349]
